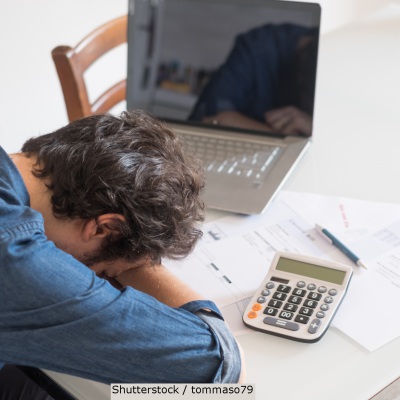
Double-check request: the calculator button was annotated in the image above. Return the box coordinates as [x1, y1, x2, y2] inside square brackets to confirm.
[265, 282, 275, 289]
[299, 307, 314, 316]
[318, 286, 327, 293]
[247, 311, 258, 319]
[277, 284, 291, 293]
[292, 288, 306, 297]
[284, 303, 298, 312]
[288, 295, 302, 305]
[320, 304, 330, 311]
[261, 289, 271, 296]
[268, 299, 283, 308]
[303, 299, 318, 308]
[324, 296, 334, 304]
[329, 289, 338, 296]
[257, 296, 267, 303]
[316, 311, 325, 318]
[263, 317, 300, 331]
[273, 292, 287, 301]
[279, 311, 294, 320]
[252, 303, 263, 311]
[308, 319, 322, 334]
[307, 292, 322, 301]
[297, 281, 306, 288]
[307, 283, 317, 290]
[294, 315, 309, 324]
[264, 307, 278, 316]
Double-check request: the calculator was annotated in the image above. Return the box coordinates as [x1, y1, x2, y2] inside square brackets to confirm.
[243, 252, 353, 343]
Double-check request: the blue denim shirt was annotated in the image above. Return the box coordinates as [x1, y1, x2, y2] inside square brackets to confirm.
[0, 147, 241, 384]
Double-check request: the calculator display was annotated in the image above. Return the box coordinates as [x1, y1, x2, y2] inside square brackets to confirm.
[276, 257, 346, 285]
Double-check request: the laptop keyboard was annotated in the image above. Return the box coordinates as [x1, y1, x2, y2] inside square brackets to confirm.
[181, 134, 281, 181]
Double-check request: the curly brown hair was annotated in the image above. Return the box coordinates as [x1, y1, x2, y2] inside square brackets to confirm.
[21, 110, 205, 265]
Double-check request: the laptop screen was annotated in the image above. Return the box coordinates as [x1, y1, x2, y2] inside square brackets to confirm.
[127, 0, 320, 137]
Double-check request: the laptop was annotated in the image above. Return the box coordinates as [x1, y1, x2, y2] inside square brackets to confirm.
[127, 0, 321, 214]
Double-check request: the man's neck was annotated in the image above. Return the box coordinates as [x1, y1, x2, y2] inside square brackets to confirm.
[9, 153, 50, 214]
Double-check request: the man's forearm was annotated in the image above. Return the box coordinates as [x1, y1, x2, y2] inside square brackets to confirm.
[115, 264, 205, 308]
[114, 262, 247, 382]
[204, 111, 274, 133]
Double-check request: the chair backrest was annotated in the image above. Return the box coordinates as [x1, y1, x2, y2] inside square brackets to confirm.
[52, 15, 127, 122]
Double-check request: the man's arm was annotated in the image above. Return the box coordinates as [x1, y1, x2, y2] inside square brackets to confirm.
[203, 111, 275, 134]
[93, 261, 246, 383]
[114, 263, 205, 307]
[2, 242, 244, 384]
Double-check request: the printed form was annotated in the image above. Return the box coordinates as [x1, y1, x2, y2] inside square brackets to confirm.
[165, 197, 332, 307]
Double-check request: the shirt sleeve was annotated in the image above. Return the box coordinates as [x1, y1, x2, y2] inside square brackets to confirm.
[180, 301, 242, 383]
[195, 311, 241, 383]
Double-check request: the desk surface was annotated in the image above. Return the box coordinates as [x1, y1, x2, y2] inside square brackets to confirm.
[44, 5, 400, 400]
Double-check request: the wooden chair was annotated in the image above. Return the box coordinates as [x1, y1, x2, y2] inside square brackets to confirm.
[52, 15, 127, 122]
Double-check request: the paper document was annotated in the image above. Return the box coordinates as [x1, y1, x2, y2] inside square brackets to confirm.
[165, 198, 333, 307]
[165, 191, 400, 351]
[333, 221, 400, 351]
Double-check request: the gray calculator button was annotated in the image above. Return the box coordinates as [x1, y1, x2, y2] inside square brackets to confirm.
[325, 296, 334, 304]
[308, 319, 322, 334]
[263, 316, 300, 331]
[318, 286, 327, 293]
[329, 289, 338, 296]
[320, 304, 330, 311]
[261, 289, 271, 296]
[307, 283, 316, 290]
[265, 282, 275, 289]
[297, 281, 306, 288]
[316, 311, 325, 318]
[257, 296, 267, 303]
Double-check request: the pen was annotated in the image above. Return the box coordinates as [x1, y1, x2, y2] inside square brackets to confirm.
[315, 224, 368, 269]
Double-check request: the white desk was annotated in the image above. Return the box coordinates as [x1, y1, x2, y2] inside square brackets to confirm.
[44, 5, 400, 399]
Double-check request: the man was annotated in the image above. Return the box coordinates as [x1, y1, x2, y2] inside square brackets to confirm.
[0, 110, 244, 398]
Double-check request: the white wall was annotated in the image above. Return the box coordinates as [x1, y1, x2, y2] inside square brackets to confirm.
[0, 0, 390, 153]
[0, 0, 128, 152]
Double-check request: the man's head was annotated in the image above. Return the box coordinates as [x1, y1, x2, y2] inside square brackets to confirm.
[21, 110, 205, 266]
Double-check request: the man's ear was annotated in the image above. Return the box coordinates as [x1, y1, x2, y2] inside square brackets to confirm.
[82, 214, 126, 242]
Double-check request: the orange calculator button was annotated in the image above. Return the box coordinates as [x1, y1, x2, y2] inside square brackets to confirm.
[252, 303, 263, 311]
[247, 311, 258, 319]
